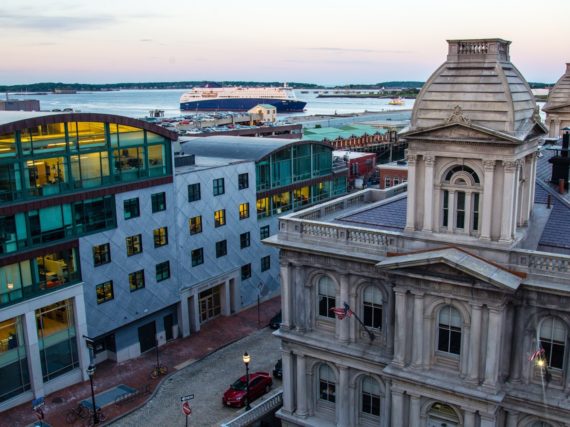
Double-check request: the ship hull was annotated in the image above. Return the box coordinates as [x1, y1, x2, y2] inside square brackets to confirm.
[180, 98, 306, 113]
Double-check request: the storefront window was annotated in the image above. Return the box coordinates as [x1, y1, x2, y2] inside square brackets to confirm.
[0, 317, 30, 402]
[36, 300, 79, 381]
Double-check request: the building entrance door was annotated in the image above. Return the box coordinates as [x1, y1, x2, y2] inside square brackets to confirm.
[138, 321, 156, 354]
[199, 286, 221, 323]
[163, 314, 174, 341]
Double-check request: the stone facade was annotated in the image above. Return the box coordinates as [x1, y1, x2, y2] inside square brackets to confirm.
[266, 39, 570, 427]
[543, 64, 570, 137]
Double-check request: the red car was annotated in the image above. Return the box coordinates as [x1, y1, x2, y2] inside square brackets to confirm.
[222, 372, 272, 408]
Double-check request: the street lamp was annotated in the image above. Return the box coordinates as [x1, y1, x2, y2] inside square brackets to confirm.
[87, 364, 99, 425]
[242, 352, 251, 410]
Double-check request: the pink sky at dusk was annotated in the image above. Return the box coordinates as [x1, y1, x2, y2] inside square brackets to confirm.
[1, 0, 568, 85]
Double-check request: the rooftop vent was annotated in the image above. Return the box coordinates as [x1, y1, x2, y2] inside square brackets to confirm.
[174, 153, 195, 168]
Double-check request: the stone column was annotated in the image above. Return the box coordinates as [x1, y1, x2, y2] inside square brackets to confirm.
[467, 304, 482, 383]
[281, 351, 295, 414]
[294, 266, 306, 332]
[511, 162, 520, 236]
[296, 354, 308, 417]
[192, 293, 201, 332]
[422, 155, 435, 232]
[391, 389, 404, 427]
[179, 295, 190, 337]
[528, 153, 537, 219]
[393, 290, 407, 367]
[280, 262, 291, 329]
[483, 307, 503, 388]
[499, 161, 517, 243]
[505, 410, 519, 427]
[223, 279, 231, 316]
[480, 414, 496, 427]
[509, 305, 524, 382]
[480, 160, 495, 240]
[409, 395, 421, 427]
[339, 274, 350, 343]
[463, 409, 476, 427]
[338, 365, 350, 427]
[24, 311, 44, 398]
[411, 293, 424, 368]
[447, 191, 456, 232]
[405, 154, 417, 231]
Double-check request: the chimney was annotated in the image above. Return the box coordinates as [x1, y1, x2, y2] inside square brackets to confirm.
[549, 127, 570, 187]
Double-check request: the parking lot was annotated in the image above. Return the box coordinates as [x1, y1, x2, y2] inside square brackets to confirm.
[111, 328, 282, 427]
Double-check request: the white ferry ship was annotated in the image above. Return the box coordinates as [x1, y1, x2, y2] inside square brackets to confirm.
[180, 84, 306, 112]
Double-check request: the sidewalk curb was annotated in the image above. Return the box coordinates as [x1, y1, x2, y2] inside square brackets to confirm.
[106, 327, 269, 425]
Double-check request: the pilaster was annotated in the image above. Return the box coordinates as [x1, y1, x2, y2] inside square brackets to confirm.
[24, 311, 44, 398]
[390, 389, 404, 427]
[483, 307, 503, 388]
[393, 290, 407, 367]
[280, 262, 291, 330]
[480, 160, 495, 241]
[409, 395, 421, 427]
[499, 161, 517, 243]
[338, 275, 349, 343]
[467, 304, 482, 383]
[281, 350, 294, 414]
[295, 354, 308, 417]
[337, 365, 350, 427]
[422, 155, 435, 232]
[294, 265, 306, 333]
[411, 292, 424, 368]
[405, 154, 417, 231]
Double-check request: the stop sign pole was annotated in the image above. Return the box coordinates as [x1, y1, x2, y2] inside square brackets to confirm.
[181, 398, 192, 427]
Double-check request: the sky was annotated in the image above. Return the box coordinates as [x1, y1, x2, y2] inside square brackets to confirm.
[1, 0, 569, 85]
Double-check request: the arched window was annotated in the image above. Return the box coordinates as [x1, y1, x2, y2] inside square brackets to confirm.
[437, 305, 462, 355]
[427, 402, 460, 426]
[318, 364, 336, 403]
[441, 165, 481, 233]
[363, 286, 383, 329]
[361, 376, 380, 416]
[539, 317, 566, 369]
[318, 276, 336, 318]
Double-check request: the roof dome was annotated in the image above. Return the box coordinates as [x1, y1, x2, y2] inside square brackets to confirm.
[411, 39, 537, 137]
[543, 63, 570, 112]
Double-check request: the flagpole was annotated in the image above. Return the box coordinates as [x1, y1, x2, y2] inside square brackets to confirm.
[344, 302, 375, 342]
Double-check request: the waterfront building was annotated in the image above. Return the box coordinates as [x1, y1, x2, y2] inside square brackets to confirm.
[248, 104, 278, 124]
[0, 118, 346, 409]
[377, 160, 408, 189]
[0, 111, 175, 409]
[0, 99, 40, 112]
[543, 63, 570, 137]
[266, 39, 570, 426]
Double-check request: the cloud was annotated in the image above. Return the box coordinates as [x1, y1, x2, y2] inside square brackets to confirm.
[0, 11, 117, 32]
[302, 47, 413, 54]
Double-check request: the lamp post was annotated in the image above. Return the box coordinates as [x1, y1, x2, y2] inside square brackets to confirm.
[242, 352, 251, 410]
[87, 364, 99, 425]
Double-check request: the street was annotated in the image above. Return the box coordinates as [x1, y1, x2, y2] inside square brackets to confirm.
[110, 328, 282, 427]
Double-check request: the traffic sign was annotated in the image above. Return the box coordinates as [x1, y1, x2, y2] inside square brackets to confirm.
[182, 401, 192, 416]
[180, 394, 194, 402]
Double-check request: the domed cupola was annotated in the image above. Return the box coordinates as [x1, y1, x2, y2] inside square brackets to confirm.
[402, 39, 546, 245]
[543, 63, 570, 137]
[411, 39, 540, 139]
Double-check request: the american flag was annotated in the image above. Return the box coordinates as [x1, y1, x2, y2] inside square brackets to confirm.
[330, 303, 353, 320]
[529, 348, 545, 361]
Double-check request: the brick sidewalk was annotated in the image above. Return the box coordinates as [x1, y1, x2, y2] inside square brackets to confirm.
[4, 297, 281, 427]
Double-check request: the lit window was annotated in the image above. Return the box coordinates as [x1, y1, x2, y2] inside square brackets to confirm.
[96, 281, 114, 304]
[437, 305, 462, 355]
[153, 227, 168, 247]
[239, 202, 250, 220]
[189, 216, 202, 234]
[319, 364, 336, 403]
[318, 276, 336, 318]
[124, 198, 140, 220]
[214, 209, 226, 227]
[93, 243, 111, 266]
[129, 270, 145, 292]
[126, 234, 142, 256]
[363, 286, 383, 329]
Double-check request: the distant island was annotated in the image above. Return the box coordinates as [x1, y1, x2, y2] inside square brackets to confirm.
[0, 80, 552, 93]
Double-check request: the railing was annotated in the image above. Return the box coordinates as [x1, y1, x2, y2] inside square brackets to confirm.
[220, 390, 283, 427]
[278, 189, 570, 280]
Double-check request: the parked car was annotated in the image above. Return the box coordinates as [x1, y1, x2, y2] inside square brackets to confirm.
[222, 372, 272, 408]
[273, 359, 282, 379]
[269, 311, 282, 329]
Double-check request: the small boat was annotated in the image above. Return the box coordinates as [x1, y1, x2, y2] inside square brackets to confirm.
[388, 97, 405, 105]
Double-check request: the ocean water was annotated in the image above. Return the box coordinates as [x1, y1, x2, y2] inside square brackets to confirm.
[8, 89, 415, 119]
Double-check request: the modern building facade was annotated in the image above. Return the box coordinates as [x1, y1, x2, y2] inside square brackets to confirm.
[0, 111, 176, 409]
[543, 64, 570, 138]
[266, 39, 570, 427]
